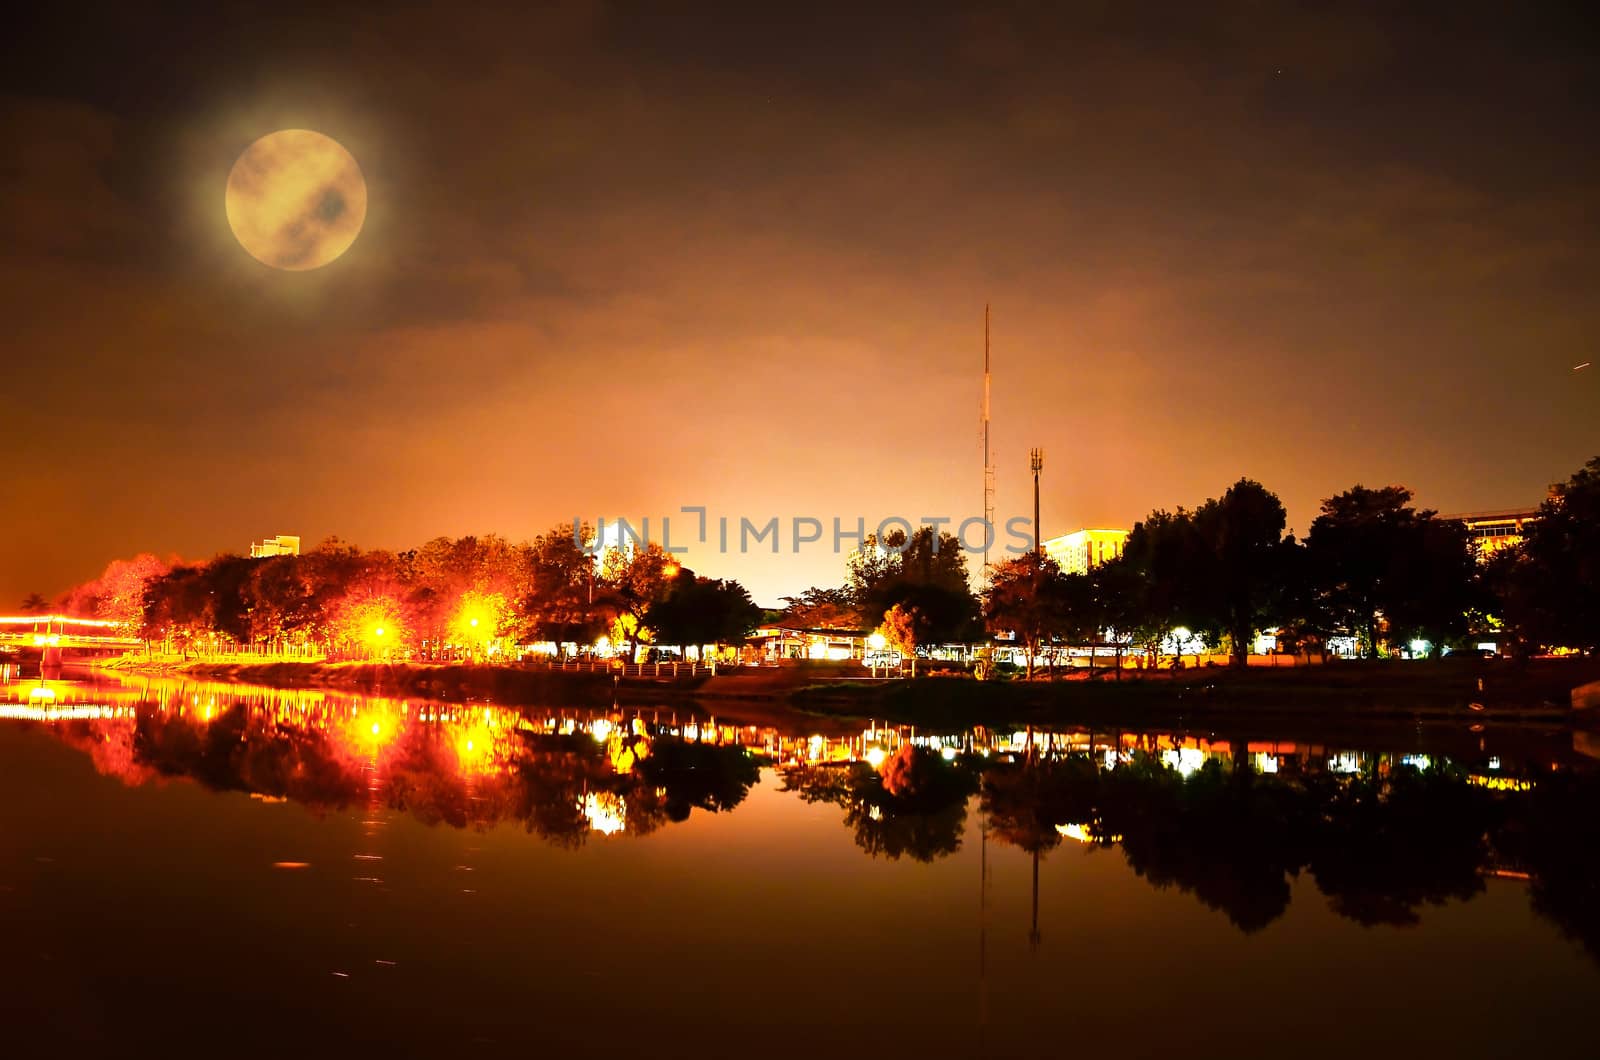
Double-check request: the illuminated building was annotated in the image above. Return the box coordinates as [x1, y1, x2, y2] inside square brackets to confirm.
[1442, 508, 1539, 561]
[1041, 528, 1129, 575]
[746, 624, 869, 661]
[249, 534, 301, 558]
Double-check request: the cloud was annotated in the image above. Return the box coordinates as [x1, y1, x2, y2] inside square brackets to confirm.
[3, 2, 1597, 605]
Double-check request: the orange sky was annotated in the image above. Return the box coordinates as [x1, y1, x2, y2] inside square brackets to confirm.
[3, 3, 1596, 605]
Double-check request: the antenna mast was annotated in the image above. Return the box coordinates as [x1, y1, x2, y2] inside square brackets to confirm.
[982, 304, 995, 584]
[1030, 447, 1045, 556]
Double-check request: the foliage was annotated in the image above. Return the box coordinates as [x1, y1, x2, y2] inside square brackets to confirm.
[76, 525, 756, 662]
[847, 526, 980, 642]
[876, 603, 923, 659]
[1095, 481, 1293, 668]
[60, 552, 173, 633]
[778, 586, 861, 629]
[1490, 457, 1600, 652]
[981, 552, 1068, 679]
[1306, 485, 1477, 657]
[1191, 478, 1293, 666]
[643, 570, 762, 651]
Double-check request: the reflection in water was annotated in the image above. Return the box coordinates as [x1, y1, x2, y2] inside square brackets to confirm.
[4, 675, 765, 847]
[782, 745, 980, 862]
[5, 669, 1600, 966]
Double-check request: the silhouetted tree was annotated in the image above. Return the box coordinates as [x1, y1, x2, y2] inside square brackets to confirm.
[644, 571, 762, 656]
[1191, 479, 1293, 667]
[848, 526, 979, 641]
[1490, 456, 1600, 652]
[1307, 485, 1474, 657]
[778, 586, 862, 629]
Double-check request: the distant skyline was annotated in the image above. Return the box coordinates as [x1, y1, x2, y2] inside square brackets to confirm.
[3, 2, 1596, 607]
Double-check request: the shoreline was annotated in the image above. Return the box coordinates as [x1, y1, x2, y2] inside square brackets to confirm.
[93, 655, 1599, 729]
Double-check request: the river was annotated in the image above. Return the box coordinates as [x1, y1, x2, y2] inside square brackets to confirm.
[2, 666, 1596, 1056]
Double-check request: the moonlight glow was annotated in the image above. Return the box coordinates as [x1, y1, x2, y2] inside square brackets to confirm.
[225, 129, 367, 270]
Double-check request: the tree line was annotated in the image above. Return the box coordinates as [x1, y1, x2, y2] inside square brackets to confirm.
[49, 527, 759, 661]
[36, 455, 1600, 667]
[779, 455, 1600, 673]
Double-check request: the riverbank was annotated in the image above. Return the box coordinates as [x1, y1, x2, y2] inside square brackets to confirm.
[100, 657, 656, 707]
[792, 656, 1600, 730]
[98, 654, 1600, 729]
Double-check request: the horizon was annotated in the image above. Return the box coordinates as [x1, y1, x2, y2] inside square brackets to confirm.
[24, 461, 1569, 611]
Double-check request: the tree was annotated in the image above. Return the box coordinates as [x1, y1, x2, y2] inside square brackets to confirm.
[644, 572, 761, 658]
[520, 523, 613, 651]
[1307, 486, 1418, 656]
[778, 586, 861, 629]
[1307, 485, 1476, 657]
[982, 552, 1068, 680]
[877, 603, 925, 677]
[18, 593, 49, 614]
[1493, 456, 1600, 652]
[1105, 508, 1206, 666]
[58, 553, 172, 633]
[1381, 515, 1478, 653]
[605, 542, 676, 660]
[1192, 478, 1291, 668]
[847, 526, 980, 642]
[450, 588, 512, 659]
[328, 591, 408, 659]
[400, 534, 526, 655]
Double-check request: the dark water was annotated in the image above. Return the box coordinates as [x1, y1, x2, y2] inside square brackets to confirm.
[2, 667, 1597, 1057]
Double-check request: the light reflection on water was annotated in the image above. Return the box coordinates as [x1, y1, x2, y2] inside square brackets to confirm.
[1, 666, 1598, 1055]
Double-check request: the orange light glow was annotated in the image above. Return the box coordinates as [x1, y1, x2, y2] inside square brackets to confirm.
[453, 718, 499, 775]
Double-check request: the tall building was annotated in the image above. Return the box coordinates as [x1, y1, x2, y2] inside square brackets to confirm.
[1041, 528, 1129, 575]
[250, 534, 301, 558]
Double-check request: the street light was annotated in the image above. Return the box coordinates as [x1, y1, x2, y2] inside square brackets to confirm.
[867, 631, 887, 677]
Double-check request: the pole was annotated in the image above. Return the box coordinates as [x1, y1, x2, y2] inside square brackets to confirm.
[982, 305, 993, 584]
[1030, 447, 1045, 556]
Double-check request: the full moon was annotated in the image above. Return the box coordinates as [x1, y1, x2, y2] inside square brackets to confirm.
[225, 129, 367, 270]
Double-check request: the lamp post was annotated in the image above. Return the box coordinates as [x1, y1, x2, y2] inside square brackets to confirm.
[1029, 448, 1045, 556]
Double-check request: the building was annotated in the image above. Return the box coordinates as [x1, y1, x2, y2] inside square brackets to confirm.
[1443, 509, 1539, 561]
[250, 534, 301, 558]
[745, 624, 869, 662]
[1042, 528, 1129, 575]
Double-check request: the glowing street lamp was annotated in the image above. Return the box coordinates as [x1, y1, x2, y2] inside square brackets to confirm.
[866, 631, 888, 677]
[453, 593, 503, 661]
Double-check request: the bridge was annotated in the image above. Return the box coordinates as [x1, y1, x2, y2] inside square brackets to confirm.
[0, 615, 143, 662]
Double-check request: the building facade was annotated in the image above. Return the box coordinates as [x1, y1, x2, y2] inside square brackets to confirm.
[1041, 528, 1129, 575]
[1443, 509, 1539, 561]
[250, 534, 301, 558]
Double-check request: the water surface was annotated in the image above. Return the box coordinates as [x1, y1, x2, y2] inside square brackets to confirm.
[2, 668, 1596, 1056]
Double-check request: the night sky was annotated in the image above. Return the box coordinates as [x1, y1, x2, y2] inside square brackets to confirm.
[4, 1, 1596, 606]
